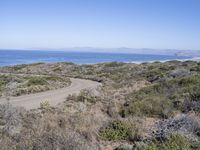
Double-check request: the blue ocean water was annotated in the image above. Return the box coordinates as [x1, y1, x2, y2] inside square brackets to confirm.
[0, 50, 193, 67]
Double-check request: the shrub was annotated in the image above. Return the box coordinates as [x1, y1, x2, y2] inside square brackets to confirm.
[27, 77, 48, 86]
[169, 68, 190, 78]
[10, 75, 71, 96]
[40, 100, 51, 110]
[14, 85, 50, 96]
[160, 134, 190, 150]
[116, 143, 133, 150]
[144, 134, 190, 150]
[144, 68, 167, 82]
[62, 62, 74, 65]
[104, 62, 125, 67]
[99, 119, 143, 141]
[99, 120, 132, 141]
[53, 67, 62, 72]
[154, 114, 200, 141]
[77, 89, 99, 103]
[44, 76, 61, 81]
[0, 75, 10, 91]
[12, 64, 27, 71]
[129, 134, 200, 150]
[0, 103, 26, 135]
[124, 75, 200, 118]
[122, 96, 173, 118]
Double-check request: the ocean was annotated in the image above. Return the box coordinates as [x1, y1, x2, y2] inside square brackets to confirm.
[0, 50, 193, 67]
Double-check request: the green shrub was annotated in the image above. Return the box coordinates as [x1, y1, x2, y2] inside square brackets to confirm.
[123, 96, 173, 118]
[53, 67, 62, 72]
[12, 64, 27, 71]
[26, 77, 48, 86]
[0, 75, 10, 91]
[40, 100, 50, 110]
[104, 62, 125, 67]
[99, 120, 132, 141]
[62, 62, 74, 65]
[43, 76, 65, 82]
[77, 89, 98, 103]
[160, 134, 190, 150]
[144, 68, 166, 82]
[143, 134, 190, 150]
[99, 119, 143, 141]
[29, 62, 44, 66]
[14, 85, 50, 96]
[124, 75, 200, 118]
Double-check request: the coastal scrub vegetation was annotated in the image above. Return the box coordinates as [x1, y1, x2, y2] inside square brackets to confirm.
[99, 119, 143, 141]
[122, 75, 200, 118]
[0, 74, 71, 97]
[0, 61, 200, 149]
[0, 75, 10, 93]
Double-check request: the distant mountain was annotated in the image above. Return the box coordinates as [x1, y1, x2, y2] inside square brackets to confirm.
[62, 47, 200, 56]
[174, 51, 200, 57]
[29, 47, 200, 56]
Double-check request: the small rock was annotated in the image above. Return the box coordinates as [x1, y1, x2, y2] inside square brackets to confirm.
[116, 143, 133, 150]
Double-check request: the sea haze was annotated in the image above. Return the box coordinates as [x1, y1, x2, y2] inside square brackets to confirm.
[0, 50, 193, 67]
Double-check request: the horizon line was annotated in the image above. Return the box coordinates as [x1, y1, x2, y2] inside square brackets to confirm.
[0, 47, 200, 51]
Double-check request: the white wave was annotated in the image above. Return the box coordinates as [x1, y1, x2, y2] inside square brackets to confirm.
[126, 57, 200, 64]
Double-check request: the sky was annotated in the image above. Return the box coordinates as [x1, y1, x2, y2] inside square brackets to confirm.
[0, 0, 200, 50]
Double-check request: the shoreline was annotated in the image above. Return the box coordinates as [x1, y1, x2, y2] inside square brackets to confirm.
[0, 57, 199, 67]
[126, 57, 200, 64]
[0, 50, 194, 67]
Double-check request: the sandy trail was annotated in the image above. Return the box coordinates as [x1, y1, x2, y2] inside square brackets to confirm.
[0, 78, 101, 110]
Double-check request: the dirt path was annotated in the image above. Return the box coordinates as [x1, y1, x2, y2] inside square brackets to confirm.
[0, 78, 101, 110]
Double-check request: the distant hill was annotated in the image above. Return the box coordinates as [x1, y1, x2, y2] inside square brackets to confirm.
[29, 47, 200, 56]
[62, 47, 200, 56]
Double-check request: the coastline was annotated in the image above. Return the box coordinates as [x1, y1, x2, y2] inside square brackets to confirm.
[0, 50, 195, 67]
[0, 57, 198, 67]
[126, 56, 200, 64]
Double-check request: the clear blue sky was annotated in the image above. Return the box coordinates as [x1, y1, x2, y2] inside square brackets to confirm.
[0, 0, 200, 50]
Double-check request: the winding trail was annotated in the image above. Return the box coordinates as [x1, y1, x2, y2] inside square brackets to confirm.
[0, 78, 101, 110]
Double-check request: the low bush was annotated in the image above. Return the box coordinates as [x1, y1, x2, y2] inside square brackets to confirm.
[123, 75, 200, 118]
[53, 67, 62, 72]
[154, 114, 200, 141]
[122, 96, 173, 118]
[14, 85, 50, 96]
[40, 100, 51, 110]
[104, 62, 125, 68]
[99, 120, 132, 141]
[26, 77, 48, 86]
[0, 103, 26, 135]
[99, 119, 143, 141]
[143, 68, 167, 82]
[0, 75, 10, 91]
[144, 134, 191, 150]
[77, 89, 99, 103]
[11, 64, 27, 71]
[131, 134, 200, 150]
[169, 68, 190, 78]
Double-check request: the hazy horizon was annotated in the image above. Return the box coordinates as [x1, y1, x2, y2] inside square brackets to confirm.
[1, 47, 200, 51]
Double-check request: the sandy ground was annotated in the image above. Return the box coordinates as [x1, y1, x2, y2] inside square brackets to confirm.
[0, 78, 101, 110]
